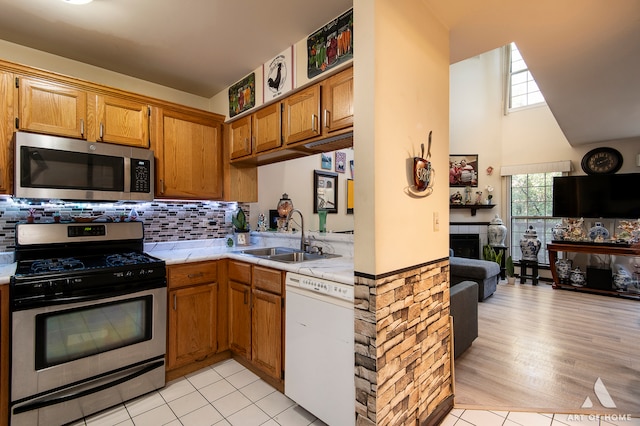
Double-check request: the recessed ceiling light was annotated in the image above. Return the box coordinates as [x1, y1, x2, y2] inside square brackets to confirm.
[60, 0, 94, 4]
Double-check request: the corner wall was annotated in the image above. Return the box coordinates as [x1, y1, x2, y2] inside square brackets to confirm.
[353, 0, 453, 424]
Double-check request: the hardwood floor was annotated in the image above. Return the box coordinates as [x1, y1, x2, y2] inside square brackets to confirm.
[453, 281, 640, 416]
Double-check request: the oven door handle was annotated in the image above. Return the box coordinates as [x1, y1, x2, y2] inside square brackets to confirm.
[12, 359, 165, 415]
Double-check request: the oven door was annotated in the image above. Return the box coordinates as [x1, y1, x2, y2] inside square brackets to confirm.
[11, 286, 166, 425]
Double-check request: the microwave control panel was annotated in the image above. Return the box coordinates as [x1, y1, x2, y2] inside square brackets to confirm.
[131, 159, 151, 193]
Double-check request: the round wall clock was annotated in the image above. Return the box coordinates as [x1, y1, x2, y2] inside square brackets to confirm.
[580, 147, 623, 175]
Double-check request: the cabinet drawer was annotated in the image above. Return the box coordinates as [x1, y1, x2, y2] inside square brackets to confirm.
[228, 260, 252, 284]
[253, 266, 283, 295]
[168, 262, 218, 289]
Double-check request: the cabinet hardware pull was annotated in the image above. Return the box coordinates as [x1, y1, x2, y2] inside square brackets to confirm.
[99, 123, 104, 139]
[80, 119, 84, 137]
[188, 272, 204, 279]
[324, 110, 330, 128]
[244, 289, 248, 305]
[173, 294, 177, 310]
[160, 179, 164, 194]
[311, 114, 317, 132]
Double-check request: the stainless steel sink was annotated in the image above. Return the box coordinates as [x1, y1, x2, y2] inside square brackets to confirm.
[236, 246, 300, 257]
[267, 252, 341, 263]
[235, 246, 340, 263]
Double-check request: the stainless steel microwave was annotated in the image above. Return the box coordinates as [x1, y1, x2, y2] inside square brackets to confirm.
[13, 132, 154, 202]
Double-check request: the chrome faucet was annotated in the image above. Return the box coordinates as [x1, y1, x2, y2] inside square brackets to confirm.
[285, 209, 307, 252]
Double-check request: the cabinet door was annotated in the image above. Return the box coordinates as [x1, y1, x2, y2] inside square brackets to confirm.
[228, 281, 251, 359]
[159, 109, 223, 199]
[253, 102, 281, 153]
[18, 77, 87, 139]
[96, 95, 150, 147]
[322, 67, 353, 134]
[0, 285, 9, 426]
[251, 288, 282, 380]
[282, 85, 321, 145]
[229, 115, 252, 159]
[0, 71, 13, 194]
[167, 283, 218, 370]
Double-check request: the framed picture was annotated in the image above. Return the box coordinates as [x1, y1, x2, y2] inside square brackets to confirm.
[228, 73, 255, 118]
[314, 170, 338, 213]
[449, 154, 479, 187]
[321, 153, 333, 170]
[335, 151, 346, 173]
[346, 179, 354, 214]
[263, 46, 294, 102]
[307, 8, 353, 79]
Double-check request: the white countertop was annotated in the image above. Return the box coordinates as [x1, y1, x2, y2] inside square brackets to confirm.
[146, 234, 354, 285]
[0, 232, 355, 286]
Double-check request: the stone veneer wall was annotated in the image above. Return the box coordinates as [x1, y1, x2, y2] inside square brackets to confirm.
[0, 196, 249, 252]
[354, 259, 453, 425]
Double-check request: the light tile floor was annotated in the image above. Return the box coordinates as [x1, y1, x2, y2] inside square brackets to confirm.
[74, 358, 639, 426]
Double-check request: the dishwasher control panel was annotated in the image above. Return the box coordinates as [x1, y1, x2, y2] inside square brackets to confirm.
[285, 272, 354, 302]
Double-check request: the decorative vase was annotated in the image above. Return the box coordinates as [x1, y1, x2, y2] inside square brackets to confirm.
[488, 214, 507, 246]
[552, 222, 568, 241]
[588, 222, 610, 242]
[555, 258, 572, 284]
[519, 225, 541, 261]
[277, 193, 293, 218]
[570, 267, 585, 287]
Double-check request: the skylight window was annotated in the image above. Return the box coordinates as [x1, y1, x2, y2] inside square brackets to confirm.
[507, 42, 545, 110]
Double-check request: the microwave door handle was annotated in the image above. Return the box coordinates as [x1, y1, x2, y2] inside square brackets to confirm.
[124, 157, 131, 195]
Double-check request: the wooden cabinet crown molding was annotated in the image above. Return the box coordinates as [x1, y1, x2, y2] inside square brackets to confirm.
[1, 58, 224, 121]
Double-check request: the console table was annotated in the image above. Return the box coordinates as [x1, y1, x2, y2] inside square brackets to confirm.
[547, 242, 640, 300]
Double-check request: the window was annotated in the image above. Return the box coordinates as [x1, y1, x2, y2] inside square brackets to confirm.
[509, 171, 563, 265]
[507, 42, 545, 110]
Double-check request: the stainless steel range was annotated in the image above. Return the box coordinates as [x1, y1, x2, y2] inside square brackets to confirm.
[9, 221, 167, 426]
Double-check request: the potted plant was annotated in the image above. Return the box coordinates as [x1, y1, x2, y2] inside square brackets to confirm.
[232, 208, 250, 246]
[505, 255, 516, 285]
[483, 244, 503, 266]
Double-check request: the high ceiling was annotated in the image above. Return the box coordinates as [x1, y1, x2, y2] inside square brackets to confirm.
[0, 0, 638, 146]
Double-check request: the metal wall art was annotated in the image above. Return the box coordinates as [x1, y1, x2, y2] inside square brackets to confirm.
[407, 131, 435, 197]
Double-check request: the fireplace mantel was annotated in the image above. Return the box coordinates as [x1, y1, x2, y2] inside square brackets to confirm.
[450, 204, 495, 216]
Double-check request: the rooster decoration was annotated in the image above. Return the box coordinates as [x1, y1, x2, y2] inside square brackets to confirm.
[267, 63, 283, 90]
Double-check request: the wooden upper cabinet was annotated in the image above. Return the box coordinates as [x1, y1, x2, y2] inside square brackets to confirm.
[229, 115, 252, 159]
[95, 94, 150, 147]
[157, 109, 223, 199]
[282, 84, 321, 145]
[0, 71, 13, 195]
[17, 77, 87, 139]
[322, 67, 353, 134]
[253, 102, 282, 153]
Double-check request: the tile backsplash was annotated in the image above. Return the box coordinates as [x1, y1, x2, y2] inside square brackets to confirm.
[0, 197, 250, 252]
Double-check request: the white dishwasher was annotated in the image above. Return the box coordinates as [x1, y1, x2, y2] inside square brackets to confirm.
[285, 272, 355, 426]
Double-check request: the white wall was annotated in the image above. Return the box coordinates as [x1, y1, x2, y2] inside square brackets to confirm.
[354, 0, 450, 274]
[450, 47, 640, 225]
[252, 149, 355, 232]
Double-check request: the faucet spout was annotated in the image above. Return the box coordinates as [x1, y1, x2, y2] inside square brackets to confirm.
[285, 209, 306, 252]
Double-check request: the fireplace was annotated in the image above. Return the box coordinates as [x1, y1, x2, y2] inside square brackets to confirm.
[450, 234, 480, 259]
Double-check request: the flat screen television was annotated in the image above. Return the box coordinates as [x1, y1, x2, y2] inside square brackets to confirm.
[552, 173, 640, 219]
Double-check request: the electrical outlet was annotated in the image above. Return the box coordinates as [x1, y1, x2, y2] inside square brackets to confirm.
[433, 211, 439, 231]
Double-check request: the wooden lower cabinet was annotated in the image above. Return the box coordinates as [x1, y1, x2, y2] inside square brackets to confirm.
[228, 281, 251, 357]
[1, 285, 8, 426]
[167, 283, 217, 370]
[167, 262, 222, 373]
[251, 288, 282, 379]
[227, 260, 284, 385]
